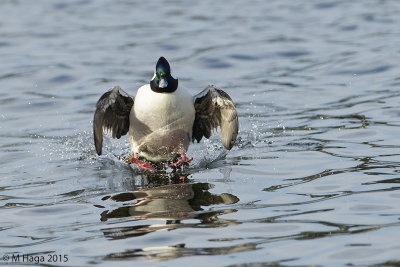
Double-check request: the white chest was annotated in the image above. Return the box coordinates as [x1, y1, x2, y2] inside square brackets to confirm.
[131, 84, 195, 133]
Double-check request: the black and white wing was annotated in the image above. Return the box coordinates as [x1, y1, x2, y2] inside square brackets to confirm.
[192, 85, 238, 150]
[93, 86, 134, 155]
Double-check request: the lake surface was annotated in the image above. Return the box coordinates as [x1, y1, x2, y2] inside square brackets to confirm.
[1, 0, 400, 266]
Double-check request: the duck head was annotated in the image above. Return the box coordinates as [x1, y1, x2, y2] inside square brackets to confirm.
[150, 57, 178, 93]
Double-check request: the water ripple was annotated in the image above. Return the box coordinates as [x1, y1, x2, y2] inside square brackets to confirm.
[1, 0, 400, 266]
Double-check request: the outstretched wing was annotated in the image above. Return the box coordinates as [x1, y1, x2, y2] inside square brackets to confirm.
[93, 86, 134, 155]
[192, 85, 238, 150]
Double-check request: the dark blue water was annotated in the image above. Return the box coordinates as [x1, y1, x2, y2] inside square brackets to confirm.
[1, 1, 400, 266]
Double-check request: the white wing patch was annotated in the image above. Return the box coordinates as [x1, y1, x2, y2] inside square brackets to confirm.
[192, 85, 238, 150]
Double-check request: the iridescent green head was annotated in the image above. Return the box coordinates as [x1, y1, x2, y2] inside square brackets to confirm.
[150, 57, 178, 93]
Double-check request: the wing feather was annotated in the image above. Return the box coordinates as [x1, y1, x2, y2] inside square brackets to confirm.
[193, 85, 238, 150]
[93, 86, 134, 155]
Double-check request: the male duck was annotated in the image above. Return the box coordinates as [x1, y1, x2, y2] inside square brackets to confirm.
[93, 57, 238, 170]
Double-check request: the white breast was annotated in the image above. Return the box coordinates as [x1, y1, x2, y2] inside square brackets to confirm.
[129, 84, 195, 161]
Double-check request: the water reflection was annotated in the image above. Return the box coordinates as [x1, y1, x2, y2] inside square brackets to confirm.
[103, 242, 257, 262]
[3, 0, 400, 264]
[100, 171, 239, 240]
